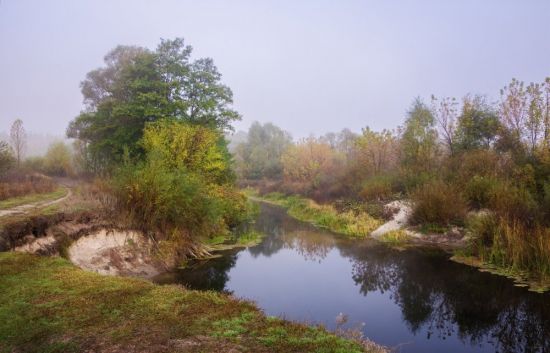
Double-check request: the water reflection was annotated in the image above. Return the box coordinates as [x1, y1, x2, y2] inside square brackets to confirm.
[170, 202, 550, 353]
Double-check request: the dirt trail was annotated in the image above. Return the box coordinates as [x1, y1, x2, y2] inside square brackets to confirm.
[0, 188, 72, 218]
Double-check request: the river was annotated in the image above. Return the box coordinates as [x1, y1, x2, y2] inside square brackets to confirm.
[159, 202, 550, 353]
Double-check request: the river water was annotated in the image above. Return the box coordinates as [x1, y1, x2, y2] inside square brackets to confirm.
[163, 202, 550, 353]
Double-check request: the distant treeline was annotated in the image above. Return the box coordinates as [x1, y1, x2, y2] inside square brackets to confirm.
[231, 77, 550, 279]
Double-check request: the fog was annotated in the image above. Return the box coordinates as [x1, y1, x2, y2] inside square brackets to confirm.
[1, 0, 549, 138]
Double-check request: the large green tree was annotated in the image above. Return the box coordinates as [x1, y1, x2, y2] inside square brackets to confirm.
[67, 38, 240, 171]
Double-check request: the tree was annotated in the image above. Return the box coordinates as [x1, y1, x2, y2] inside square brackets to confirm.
[454, 95, 500, 151]
[141, 119, 232, 185]
[400, 98, 438, 172]
[67, 38, 240, 172]
[234, 122, 292, 179]
[44, 142, 73, 176]
[281, 137, 340, 191]
[525, 82, 544, 152]
[355, 127, 398, 175]
[431, 96, 458, 155]
[10, 119, 26, 166]
[0, 141, 15, 177]
[499, 78, 527, 143]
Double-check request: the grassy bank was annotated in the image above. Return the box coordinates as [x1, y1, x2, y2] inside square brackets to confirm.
[0, 187, 67, 210]
[255, 192, 382, 237]
[0, 253, 385, 353]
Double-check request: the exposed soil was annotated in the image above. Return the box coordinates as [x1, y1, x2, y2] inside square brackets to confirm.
[68, 229, 164, 278]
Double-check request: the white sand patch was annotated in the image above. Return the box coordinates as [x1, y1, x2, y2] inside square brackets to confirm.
[371, 201, 414, 238]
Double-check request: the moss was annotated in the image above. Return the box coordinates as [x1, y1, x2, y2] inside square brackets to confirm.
[0, 252, 376, 352]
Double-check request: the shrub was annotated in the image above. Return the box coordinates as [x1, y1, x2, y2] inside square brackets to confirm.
[360, 175, 395, 201]
[488, 182, 538, 226]
[464, 175, 500, 209]
[411, 180, 467, 226]
[110, 120, 251, 262]
[43, 142, 74, 176]
[0, 141, 15, 177]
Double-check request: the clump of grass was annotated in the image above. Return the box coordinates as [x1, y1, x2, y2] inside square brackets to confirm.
[0, 252, 374, 353]
[379, 230, 410, 246]
[262, 193, 382, 237]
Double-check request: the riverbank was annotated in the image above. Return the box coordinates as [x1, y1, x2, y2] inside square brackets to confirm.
[250, 191, 550, 293]
[0, 252, 386, 353]
[250, 192, 382, 237]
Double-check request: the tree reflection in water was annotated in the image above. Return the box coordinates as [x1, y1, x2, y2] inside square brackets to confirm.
[175, 202, 550, 353]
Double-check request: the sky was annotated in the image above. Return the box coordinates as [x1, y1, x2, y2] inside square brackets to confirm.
[0, 0, 549, 139]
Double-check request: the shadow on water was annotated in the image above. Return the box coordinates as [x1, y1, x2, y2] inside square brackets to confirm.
[162, 202, 550, 353]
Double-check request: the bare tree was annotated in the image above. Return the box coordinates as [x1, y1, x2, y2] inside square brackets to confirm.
[10, 119, 26, 166]
[431, 95, 458, 155]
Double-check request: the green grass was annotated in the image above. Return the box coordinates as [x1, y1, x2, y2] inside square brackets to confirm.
[0, 187, 67, 210]
[258, 193, 382, 238]
[0, 252, 379, 353]
[378, 230, 410, 247]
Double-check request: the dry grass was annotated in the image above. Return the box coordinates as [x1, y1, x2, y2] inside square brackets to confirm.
[0, 175, 56, 200]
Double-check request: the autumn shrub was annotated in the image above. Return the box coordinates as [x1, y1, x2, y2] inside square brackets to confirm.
[410, 180, 468, 227]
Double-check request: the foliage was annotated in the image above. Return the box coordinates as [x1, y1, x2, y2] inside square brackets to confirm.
[0, 141, 15, 177]
[233, 121, 292, 179]
[411, 180, 467, 227]
[111, 120, 249, 260]
[67, 38, 240, 171]
[281, 137, 343, 195]
[400, 98, 439, 172]
[355, 127, 399, 175]
[454, 95, 500, 151]
[142, 119, 233, 184]
[359, 174, 397, 201]
[43, 142, 74, 177]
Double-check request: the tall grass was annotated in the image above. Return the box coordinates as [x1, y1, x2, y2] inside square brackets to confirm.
[0, 174, 56, 200]
[468, 212, 550, 281]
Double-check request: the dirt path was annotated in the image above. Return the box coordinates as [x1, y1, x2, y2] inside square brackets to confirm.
[0, 188, 72, 218]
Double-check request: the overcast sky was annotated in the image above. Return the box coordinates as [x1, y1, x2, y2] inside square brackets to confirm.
[1, 0, 549, 138]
